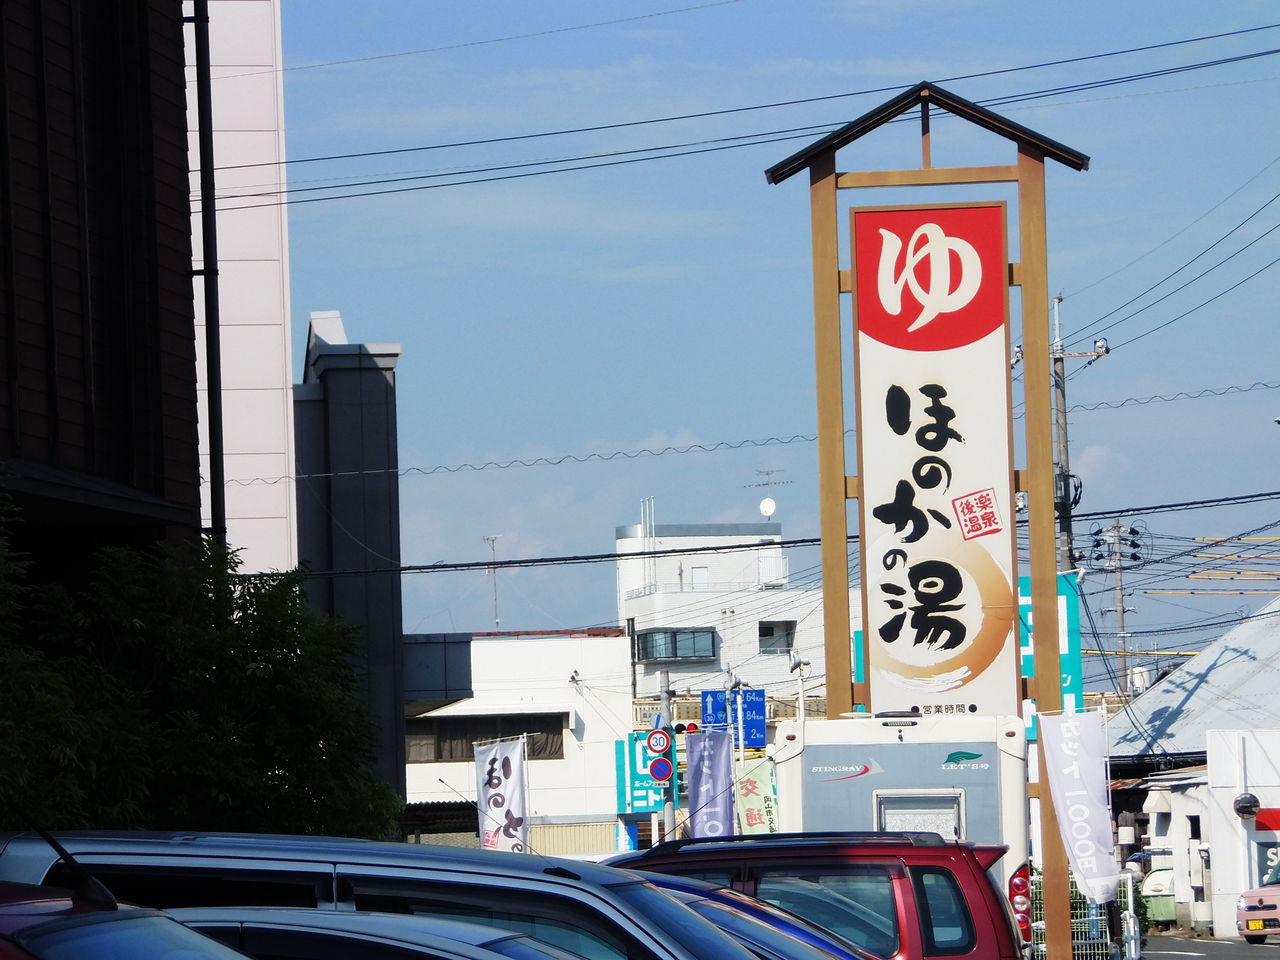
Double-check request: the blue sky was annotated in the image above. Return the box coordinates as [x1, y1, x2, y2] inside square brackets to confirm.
[274, 1, 1280, 688]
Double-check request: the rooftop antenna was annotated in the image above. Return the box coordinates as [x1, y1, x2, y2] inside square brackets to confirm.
[482, 535, 500, 630]
[745, 469, 793, 489]
[759, 497, 777, 520]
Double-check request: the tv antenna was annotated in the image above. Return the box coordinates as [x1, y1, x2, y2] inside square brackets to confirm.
[745, 469, 793, 489]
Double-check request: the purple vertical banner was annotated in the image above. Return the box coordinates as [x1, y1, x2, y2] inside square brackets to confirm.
[687, 729, 734, 837]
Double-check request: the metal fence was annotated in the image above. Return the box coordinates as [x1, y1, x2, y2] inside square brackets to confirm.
[1031, 873, 1140, 960]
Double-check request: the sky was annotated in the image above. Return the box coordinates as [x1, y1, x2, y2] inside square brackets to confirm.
[271, 1, 1280, 691]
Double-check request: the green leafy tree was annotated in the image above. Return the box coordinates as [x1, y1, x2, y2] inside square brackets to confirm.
[0, 513, 402, 838]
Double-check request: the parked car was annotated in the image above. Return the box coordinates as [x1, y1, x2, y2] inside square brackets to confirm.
[602, 832, 1027, 960]
[1237, 859, 1280, 944]
[0, 832, 758, 960]
[170, 906, 593, 960]
[643, 873, 881, 960]
[656, 879, 873, 960]
[0, 879, 250, 960]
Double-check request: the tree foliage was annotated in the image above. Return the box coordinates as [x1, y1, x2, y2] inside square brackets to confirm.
[0, 516, 402, 838]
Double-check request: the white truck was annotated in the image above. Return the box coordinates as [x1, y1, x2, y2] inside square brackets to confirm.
[771, 712, 1029, 885]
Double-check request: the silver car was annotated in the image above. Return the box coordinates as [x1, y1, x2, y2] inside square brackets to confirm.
[0, 832, 757, 960]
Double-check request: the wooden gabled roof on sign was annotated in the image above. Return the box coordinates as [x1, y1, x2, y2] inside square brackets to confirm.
[764, 81, 1090, 185]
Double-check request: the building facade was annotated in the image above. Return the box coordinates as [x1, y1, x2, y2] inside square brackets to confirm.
[616, 508, 858, 723]
[295, 310, 405, 795]
[405, 629, 631, 854]
[188, 0, 296, 571]
[0, 0, 202, 570]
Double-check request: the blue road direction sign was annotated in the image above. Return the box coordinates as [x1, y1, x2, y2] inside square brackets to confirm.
[700, 688, 767, 749]
[700, 689, 728, 729]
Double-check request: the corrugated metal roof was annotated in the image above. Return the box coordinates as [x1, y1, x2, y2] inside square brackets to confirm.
[1107, 595, 1280, 758]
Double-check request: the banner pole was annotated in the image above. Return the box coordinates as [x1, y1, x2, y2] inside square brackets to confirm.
[1018, 145, 1073, 959]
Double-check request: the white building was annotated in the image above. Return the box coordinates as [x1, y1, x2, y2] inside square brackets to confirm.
[616, 505, 860, 722]
[405, 629, 633, 854]
[1139, 767, 1213, 932]
[187, 0, 296, 571]
[1206, 730, 1280, 938]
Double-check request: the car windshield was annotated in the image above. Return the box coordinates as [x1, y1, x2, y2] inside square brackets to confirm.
[664, 890, 841, 960]
[21, 912, 249, 960]
[699, 888, 878, 960]
[753, 874, 898, 959]
[611, 882, 760, 960]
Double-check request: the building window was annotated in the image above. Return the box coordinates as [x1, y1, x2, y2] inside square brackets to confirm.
[636, 629, 716, 662]
[405, 713, 565, 763]
[759, 620, 796, 654]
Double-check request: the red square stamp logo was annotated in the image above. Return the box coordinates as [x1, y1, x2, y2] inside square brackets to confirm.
[953, 488, 1003, 540]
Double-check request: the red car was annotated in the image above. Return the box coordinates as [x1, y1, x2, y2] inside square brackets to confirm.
[0, 880, 248, 959]
[603, 831, 1029, 960]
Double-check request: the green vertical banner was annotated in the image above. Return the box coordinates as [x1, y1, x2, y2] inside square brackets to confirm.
[851, 630, 867, 712]
[1018, 573, 1084, 739]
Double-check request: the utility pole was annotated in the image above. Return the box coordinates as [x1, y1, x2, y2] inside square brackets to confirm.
[1093, 520, 1142, 694]
[483, 536, 500, 630]
[1049, 296, 1109, 573]
[659, 669, 675, 840]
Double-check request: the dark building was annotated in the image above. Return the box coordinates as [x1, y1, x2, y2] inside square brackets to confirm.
[0, 1, 201, 570]
[294, 311, 407, 796]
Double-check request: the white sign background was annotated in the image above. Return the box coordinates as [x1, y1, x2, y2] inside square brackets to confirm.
[853, 203, 1019, 716]
[474, 736, 529, 853]
[1039, 711, 1121, 903]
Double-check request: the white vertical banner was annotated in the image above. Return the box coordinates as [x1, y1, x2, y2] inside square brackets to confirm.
[735, 758, 780, 834]
[474, 735, 529, 853]
[1039, 711, 1120, 903]
[851, 203, 1019, 717]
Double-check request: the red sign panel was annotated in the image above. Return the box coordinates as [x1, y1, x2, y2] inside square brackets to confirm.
[853, 205, 1007, 352]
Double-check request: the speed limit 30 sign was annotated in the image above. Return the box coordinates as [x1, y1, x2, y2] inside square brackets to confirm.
[646, 729, 672, 754]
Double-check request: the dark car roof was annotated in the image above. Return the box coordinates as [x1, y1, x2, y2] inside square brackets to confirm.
[0, 831, 643, 889]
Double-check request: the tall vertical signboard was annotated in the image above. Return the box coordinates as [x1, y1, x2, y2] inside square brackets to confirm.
[852, 203, 1018, 716]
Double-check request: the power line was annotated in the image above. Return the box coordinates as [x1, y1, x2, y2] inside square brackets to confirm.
[282, 1, 747, 74]
[213, 375, 1280, 488]
[1110, 254, 1280, 351]
[212, 22, 1280, 172]
[1064, 152, 1280, 299]
[1062, 189, 1280, 347]
[199, 49, 1280, 211]
[1069, 380, 1280, 411]
[298, 488, 1280, 581]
